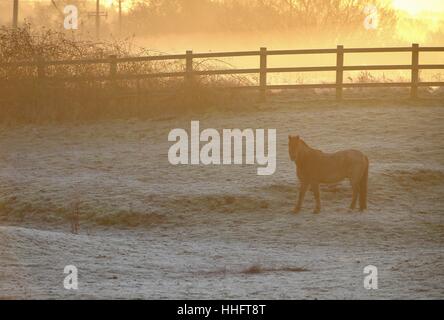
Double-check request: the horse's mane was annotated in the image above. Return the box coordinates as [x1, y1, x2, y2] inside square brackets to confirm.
[299, 138, 323, 154]
[300, 139, 309, 148]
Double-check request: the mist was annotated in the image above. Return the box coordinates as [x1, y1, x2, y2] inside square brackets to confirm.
[1, 0, 444, 53]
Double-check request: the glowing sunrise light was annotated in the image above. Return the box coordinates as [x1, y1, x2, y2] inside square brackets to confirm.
[101, 0, 133, 12]
[391, 0, 444, 16]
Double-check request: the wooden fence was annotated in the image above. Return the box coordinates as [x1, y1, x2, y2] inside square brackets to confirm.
[2, 43, 444, 101]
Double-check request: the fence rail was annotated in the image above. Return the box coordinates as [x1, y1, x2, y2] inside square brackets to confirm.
[1, 44, 444, 100]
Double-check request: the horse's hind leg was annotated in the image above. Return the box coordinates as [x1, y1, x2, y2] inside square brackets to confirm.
[312, 183, 321, 214]
[350, 181, 360, 210]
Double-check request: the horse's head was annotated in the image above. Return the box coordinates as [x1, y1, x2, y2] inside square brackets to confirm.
[288, 135, 301, 161]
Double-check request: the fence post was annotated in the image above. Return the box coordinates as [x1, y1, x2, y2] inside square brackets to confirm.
[336, 45, 344, 101]
[185, 50, 193, 83]
[109, 55, 118, 106]
[136, 79, 141, 108]
[259, 47, 267, 102]
[184, 50, 194, 106]
[185, 50, 194, 104]
[411, 43, 419, 99]
[37, 57, 46, 79]
[36, 56, 46, 109]
[109, 55, 117, 78]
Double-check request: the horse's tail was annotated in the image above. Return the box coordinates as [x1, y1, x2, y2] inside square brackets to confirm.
[359, 157, 369, 211]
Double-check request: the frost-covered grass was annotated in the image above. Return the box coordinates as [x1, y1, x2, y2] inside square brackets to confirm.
[0, 99, 443, 299]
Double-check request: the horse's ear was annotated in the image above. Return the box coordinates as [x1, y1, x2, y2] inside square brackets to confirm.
[288, 135, 292, 140]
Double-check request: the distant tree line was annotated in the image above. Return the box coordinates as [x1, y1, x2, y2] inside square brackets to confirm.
[4, 0, 398, 41]
[124, 0, 397, 36]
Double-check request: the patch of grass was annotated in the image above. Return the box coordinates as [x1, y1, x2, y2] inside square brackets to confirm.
[93, 211, 165, 228]
[241, 264, 309, 274]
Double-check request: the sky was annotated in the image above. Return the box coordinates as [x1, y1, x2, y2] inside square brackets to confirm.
[391, 0, 444, 15]
[9, 0, 444, 15]
[110, 0, 444, 15]
[2, 0, 444, 45]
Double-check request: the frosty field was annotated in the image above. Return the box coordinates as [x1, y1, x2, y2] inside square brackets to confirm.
[1, 97, 443, 299]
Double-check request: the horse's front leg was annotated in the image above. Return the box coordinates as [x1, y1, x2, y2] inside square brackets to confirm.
[294, 181, 309, 214]
[312, 183, 321, 214]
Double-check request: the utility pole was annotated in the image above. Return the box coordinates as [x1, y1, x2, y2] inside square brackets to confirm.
[12, 0, 19, 28]
[88, 0, 107, 39]
[96, 0, 100, 38]
[118, 0, 122, 35]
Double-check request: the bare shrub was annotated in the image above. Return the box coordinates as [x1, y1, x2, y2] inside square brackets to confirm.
[0, 24, 254, 123]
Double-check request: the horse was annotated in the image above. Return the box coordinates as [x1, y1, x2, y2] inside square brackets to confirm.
[288, 135, 369, 214]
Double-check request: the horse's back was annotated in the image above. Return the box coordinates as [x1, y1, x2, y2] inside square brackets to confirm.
[315, 149, 367, 183]
[337, 149, 367, 163]
[337, 149, 368, 179]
